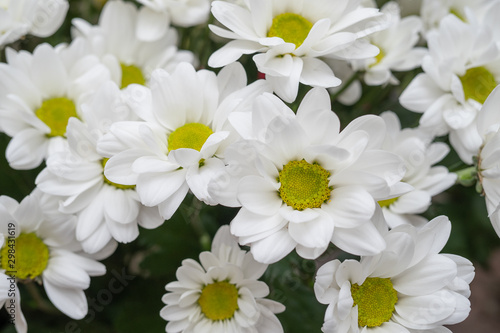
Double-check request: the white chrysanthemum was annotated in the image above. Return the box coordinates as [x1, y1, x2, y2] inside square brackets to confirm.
[352, 2, 427, 86]
[134, 0, 211, 41]
[399, 13, 500, 164]
[420, 0, 493, 34]
[211, 88, 407, 264]
[72, 0, 195, 89]
[36, 82, 164, 254]
[378, 111, 457, 228]
[0, 41, 111, 170]
[314, 214, 474, 333]
[0, 0, 69, 48]
[0, 190, 106, 329]
[471, 85, 500, 237]
[208, 0, 389, 102]
[97, 62, 270, 219]
[160, 225, 285, 333]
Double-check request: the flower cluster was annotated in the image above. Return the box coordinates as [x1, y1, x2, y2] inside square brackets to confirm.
[5, 0, 500, 332]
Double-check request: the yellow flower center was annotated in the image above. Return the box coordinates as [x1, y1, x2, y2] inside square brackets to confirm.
[370, 45, 385, 68]
[459, 66, 497, 104]
[267, 13, 313, 48]
[278, 160, 332, 211]
[450, 8, 466, 22]
[120, 63, 146, 89]
[35, 97, 78, 137]
[378, 197, 399, 208]
[101, 158, 136, 190]
[167, 123, 214, 153]
[351, 277, 398, 328]
[1, 233, 50, 280]
[198, 281, 239, 321]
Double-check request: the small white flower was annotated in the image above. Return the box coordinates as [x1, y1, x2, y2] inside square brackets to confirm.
[160, 225, 285, 333]
[314, 214, 474, 333]
[0, 190, 106, 330]
[0, 41, 111, 170]
[378, 111, 457, 228]
[97, 62, 270, 219]
[399, 13, 500, 164]
[352, 2, 427, 86]
[134, 0, 211, 41]
[212, 88, 407, 264]
[0, 0, 69, 48]
[72, 0, 195, 89]
[208, 0, 389, 102]
[36, 81, 165, 254]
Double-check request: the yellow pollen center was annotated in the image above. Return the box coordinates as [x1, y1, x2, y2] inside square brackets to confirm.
[450, 8, 466, 22]
[101, 158, 136, 190]
[351, 277, 398, 328]
[120, 63, 146, 89]
[278, 159, 332, 211]
[1, 233, 49, 280]
[370, 46, 385, 68]
[198, 281, 239, 321]
[378, 197, 399, 208]
[35, 97, 78, 137]
[267, 13, 313, 48]
[459, 66, 497, 104]
[167, 123, 214, 153]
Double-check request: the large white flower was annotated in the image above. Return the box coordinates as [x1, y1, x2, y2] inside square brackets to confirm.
[399, 13, 500, 164]
[351, 2, 427, 86]
[314, 214, 474, 333]
[208, 0, 389, 102]
[36, 81, 164, 254]
[72, 0, 195, 89]
[0, 190, 106, 329]
[0, 40, 111, 169]
[0, 0, 69, 48]
[160, 225, 285, 333]
[211, 88, 407, 264]
[378, 111, 457, 228]
[97, 62, 270, 219]
[134, 0, 211, 41]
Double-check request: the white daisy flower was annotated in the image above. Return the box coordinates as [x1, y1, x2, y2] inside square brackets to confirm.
[0, 0, 69, 48]
[160, 225, 285, 333]
[36, 81, 164, 254]
[470, 85, 500, 237]
[0, 40, 111, 170]
[72, 0, 195, 89]
[134, 0, 211, 41]
[399, 13, 500, 164]
[97, 62, 271, 219]
[420, 0, 493, 34]
[314, 214, 474, 333]
[212, 88, 407, 264]
[352, 2, 427, 86]
[0, 190, 106, 328]
[208, 0, 389, 103]
[378, 111, 457, 228]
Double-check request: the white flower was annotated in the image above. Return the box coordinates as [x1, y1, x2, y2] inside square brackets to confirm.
[72, 0, 195, 89]
[314, 214, 474, 333]
[160, 225, 285, 333]
[212, 88, 407, 264]
[352, 2, 427, 86]
[420, 0, 493, 34]
[97, 62, 270, 219]
[0, 190, 106, 329]
[399, 14, 500, 164]
[0, 0, 69, 48]
[134, 0, 211, 41]
[36, 81, 164, 254]
[0, 41, 111, 170]
[472, 85, 500, 237]
[378, 111, 457, 228]
[208, 0, 389, 102]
